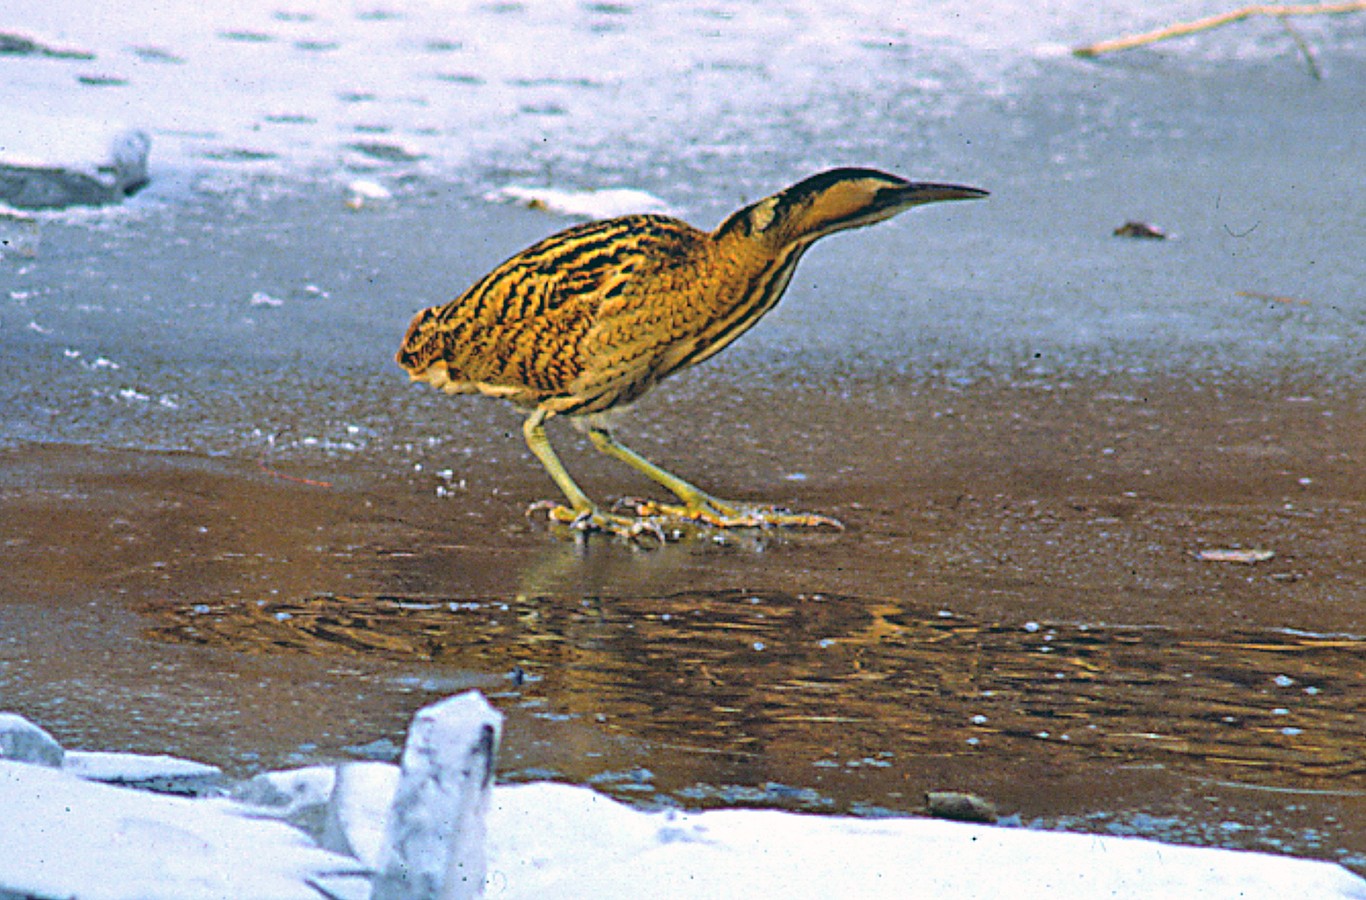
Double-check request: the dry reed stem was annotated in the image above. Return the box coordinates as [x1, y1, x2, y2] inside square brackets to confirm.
[1073, 3, 1366, 58]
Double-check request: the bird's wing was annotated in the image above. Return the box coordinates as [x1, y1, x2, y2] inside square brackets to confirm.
[398, 215, 704, 401]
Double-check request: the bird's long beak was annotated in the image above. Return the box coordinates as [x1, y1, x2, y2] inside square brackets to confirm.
[892, 182, 990, 206]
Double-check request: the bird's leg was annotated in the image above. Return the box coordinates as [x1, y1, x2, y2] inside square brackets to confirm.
[522, 411, 665, 540]
[586, 426, 842, 530]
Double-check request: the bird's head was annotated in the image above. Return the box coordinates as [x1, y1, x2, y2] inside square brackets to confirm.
[715, 167, 987, 248]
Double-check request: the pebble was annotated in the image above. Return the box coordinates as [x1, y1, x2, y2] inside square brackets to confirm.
[925, 791, 999, 824]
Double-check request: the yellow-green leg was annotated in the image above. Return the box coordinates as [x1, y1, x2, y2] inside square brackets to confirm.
[586, 426, 842, 530]
[522, 410, 664, 540]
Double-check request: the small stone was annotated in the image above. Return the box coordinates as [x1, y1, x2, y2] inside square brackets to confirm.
[925, 791, 999, 824]
[1113, 220, 1166, 239]
[345, 736, 402, 761]
[344, 178, 393, 210]
[483, 184, 675, 218]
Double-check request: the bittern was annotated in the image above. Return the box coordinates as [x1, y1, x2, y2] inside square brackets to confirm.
[398, 168, 986, 538]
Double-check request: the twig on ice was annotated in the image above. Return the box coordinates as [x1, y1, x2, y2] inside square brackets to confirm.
[1073, 2, 1365, 72]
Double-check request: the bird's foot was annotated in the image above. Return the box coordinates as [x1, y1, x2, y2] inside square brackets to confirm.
[526, 500, 668, 543]
[619, 496, 843, 531]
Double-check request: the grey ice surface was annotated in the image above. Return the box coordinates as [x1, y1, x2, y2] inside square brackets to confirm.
[1, 3, 1362, 459]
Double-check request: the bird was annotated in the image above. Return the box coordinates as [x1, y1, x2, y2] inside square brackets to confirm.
[397, 167, 986, 538]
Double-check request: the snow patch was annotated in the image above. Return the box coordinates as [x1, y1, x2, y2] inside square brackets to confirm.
[485, 185, 676, 219]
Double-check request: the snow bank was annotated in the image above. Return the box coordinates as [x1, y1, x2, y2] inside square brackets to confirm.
[2, 698, 1363, 900]
[484, 782, 1366, 900]
[0, 760, 365, 900]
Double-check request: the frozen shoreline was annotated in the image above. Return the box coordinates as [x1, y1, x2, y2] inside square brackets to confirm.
[4, 1, 1363, 196]
[4, 700, 1364, 900]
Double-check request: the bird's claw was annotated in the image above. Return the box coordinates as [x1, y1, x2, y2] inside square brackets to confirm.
[624, 497, 843, 531]
[526, 500, 668, 543]
[525, 499, 564, 518]
[528, 496, 840, 540]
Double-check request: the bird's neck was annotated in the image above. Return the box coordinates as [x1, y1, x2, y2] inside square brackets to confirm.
[658, 227, 810, 370]
[709, 212, 813, 271]
[710, 213, 822, 302]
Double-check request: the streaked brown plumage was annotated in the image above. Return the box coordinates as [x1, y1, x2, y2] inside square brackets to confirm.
[398, 167, 986, 537]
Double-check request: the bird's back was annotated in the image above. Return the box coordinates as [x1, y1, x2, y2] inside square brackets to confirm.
[397, 214, 711, 414]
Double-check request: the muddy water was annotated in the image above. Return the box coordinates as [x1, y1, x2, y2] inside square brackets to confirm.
[2, 375, 1361, 869]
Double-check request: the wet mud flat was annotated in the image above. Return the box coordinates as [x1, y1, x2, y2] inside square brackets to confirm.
[1, 372, 1362, 870]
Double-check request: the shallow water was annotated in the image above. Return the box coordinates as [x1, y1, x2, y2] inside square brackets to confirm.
[2, 0, 1364, 878]
[154, 589, 1362, 800]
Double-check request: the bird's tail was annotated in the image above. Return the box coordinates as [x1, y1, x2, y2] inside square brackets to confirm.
[396, 307, 441, 377]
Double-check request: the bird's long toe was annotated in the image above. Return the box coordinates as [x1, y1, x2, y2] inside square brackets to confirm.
[624, 497, 843, 531]
[527, 500, 667, 542]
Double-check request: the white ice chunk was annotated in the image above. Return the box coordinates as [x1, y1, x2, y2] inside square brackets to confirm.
[231, 764, 336, 814]
[4, 700, 1363, 900]
[345, 179, 394, 210]
[371, 691, 503, 900]
[0, 114, 150, 208]
[63, 750, 222, 793]
[320, 761, 400, 867]
[0, 713, 64, 768]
